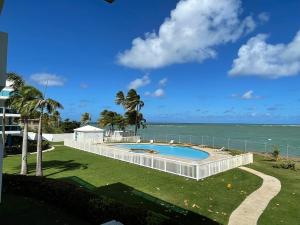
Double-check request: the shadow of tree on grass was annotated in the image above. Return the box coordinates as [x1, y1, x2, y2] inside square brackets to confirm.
[15, 160, 88, 177]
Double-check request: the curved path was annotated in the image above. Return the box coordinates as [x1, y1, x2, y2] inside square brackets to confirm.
[228, 166, 281, 225]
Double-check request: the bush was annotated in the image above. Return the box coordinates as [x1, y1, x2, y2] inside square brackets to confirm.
[6, 136, 50, 155]
[2, 174, 179, 225]
[273, 161, 296, 171]
[272, 145, 280, 161]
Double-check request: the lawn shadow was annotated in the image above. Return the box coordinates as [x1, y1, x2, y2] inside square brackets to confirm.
[23, 160, 88, 177]
[93, 182, 219, 225]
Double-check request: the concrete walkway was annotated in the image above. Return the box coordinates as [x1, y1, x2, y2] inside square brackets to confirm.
[228, 166, 281, 225]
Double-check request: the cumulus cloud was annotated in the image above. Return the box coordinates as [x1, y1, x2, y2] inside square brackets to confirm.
[258, 12, 270, 23]
[118, 0, 255, 69]
[30, 73, 66, 86]
[128, 75, 151, 89]
[153, 88, 165, 97]
[145, 88, 165, 98]
[159, 78, 168, 86]
[229, 30, 300, 78]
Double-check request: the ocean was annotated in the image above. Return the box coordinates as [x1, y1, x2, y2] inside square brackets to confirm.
[138, 123, 300, 156]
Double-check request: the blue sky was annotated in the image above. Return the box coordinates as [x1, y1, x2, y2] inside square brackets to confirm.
[1, 0, 300, 123]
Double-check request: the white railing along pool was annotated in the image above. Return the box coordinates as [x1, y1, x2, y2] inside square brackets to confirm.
[64, 139, 253, 180]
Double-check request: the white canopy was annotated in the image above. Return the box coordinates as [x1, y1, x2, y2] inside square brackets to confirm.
[74, 125, 104, 133]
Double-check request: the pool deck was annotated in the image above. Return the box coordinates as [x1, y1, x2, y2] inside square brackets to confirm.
[109, 143, 232, 165]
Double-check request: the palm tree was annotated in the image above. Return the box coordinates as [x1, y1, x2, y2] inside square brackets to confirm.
[81, 112, 91, 125]
[8, 85, 43, 175]
[115, 89, 145, 135]
[34, 97, 63, 176]
[52, 110, 61, 128]
[98, 110, 122, 134]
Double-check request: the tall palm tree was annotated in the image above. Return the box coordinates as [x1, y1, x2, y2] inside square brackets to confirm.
[8, 85, 43, 175]
[52, 110, 61, 128]
[81, 112, 91, 125]
[115, 89, 145, 135]
[34, 97, 63, 176]
[98, 110, 122, 134]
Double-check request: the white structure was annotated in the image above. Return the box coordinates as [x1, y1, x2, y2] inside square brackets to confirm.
[27, 132, 73, 142]
[0, 80, 21, 136]
[74, 125, 104, 143]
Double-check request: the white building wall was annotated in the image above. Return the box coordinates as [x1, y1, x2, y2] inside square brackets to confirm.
[28, 132, 73, 142]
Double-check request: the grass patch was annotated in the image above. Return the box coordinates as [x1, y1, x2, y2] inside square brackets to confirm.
[3, 145, 262, 225]
[247, 154, 300, 225]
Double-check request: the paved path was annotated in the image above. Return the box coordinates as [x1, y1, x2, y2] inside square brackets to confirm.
[228, 166, 281, 225]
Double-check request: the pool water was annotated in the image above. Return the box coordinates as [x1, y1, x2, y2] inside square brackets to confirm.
[117, 144, 209, 160]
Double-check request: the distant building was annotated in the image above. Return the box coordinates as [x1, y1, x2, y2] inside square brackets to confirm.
[0, 80, 22, 138]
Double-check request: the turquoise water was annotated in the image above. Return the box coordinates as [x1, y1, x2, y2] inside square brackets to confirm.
[138, 124, 300, 156]
[118, 144, 209, 160]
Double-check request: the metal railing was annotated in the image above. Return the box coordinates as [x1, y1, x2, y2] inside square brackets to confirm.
[64, 139, 253, 180]
[139, 133, 300, 158]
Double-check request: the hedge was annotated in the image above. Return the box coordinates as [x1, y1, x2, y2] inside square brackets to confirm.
[2, 174, 180, 225]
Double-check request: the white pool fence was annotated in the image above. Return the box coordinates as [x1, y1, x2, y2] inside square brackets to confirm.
[64, 139, 253, 180]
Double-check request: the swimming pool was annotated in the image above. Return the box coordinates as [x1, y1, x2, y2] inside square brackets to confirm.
[117, 144, 209, 160]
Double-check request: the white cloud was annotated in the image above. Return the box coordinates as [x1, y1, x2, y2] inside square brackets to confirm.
[258, 12, 270, 23]
[241, 90, 254, 99]
[232, 90, 261, 100]
[145, 88, 165, 98]
[159, 78, 168, 86]
[153, 88, 165, 97]
[118, 0, 255, 69]
[229, 30, 300, 78]
[30, 73, 66, 86]
[128, 75, 151, 89]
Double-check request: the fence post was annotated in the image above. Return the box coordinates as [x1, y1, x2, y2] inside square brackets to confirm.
[213, 137, 215, 148]
[227, 138, 230, 150]
[244, 140, 247, 152]
[201, 136, 204, 146]
[286, 144, 289, 159]
[164, 159, 167, 172]
[189, 135, 192, 144]
[151, 156, 154, 168]
[179, 135, 181, 143]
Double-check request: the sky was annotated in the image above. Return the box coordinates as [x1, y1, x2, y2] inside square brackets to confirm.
[0, 0, 300, 124]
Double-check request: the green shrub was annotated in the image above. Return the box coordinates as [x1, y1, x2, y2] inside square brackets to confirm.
[6, 136, 50, 155]
[2, 174, 180, 225]
[273, 161, 296, 171]
[272, 145, 280, 161]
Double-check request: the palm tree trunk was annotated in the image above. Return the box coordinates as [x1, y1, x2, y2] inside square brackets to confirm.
[20, 118, 28, 175]
[36, 114, 43, 176]
[2, 109, 6, 157]
[134, 106, 139, 136]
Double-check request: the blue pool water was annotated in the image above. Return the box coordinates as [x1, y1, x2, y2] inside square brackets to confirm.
[117, 144, 209, 160]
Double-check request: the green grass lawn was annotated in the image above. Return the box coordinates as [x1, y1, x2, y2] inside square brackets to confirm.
[0, 193, 90, 225]
[247, 155, 300, 225]
[3, 145, 262, 225]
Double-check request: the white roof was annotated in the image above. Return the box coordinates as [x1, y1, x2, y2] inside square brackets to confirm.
[74, 125, 104, 132]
